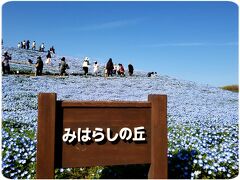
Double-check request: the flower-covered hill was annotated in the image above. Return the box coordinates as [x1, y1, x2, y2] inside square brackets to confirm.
[1, 47, 239, 179]
[4, 47, 85, 74]
[4, 47, 146, 76]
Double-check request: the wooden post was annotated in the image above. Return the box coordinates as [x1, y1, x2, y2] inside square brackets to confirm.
[36, 93, 57, 179]
[36, 93, 167, 178]
[148, 95, 168, 179]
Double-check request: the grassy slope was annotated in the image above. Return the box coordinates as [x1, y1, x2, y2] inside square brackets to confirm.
[221, 85, 239, 93]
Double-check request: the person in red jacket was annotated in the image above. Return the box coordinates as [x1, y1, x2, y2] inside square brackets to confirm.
[117, 64, 125, 77]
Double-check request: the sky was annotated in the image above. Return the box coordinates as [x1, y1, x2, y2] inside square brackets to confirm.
[2, 1, 238, 86]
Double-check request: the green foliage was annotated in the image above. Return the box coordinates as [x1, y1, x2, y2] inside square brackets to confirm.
[221, 85, 239, 92]
[55, 167, 104, 179]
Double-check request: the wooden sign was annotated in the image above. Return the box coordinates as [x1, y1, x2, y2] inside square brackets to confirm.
[36, 93, 167, 179]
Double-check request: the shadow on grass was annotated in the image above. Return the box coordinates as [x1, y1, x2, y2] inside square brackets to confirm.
[168, 149, 197, 179]
[99, 149, 197, 179]
[100, 164, 150, 179]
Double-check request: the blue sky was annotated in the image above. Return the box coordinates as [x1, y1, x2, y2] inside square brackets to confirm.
[2, 1, 238, 86]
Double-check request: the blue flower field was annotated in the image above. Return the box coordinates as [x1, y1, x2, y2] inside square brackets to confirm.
[2, 47, 238, 179]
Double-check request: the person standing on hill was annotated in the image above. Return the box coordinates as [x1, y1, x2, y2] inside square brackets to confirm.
[45, 50, 52, 65]
[2, 51, 11, 74]
[40, 43, 45, 52]
[17, 42, 21, 49]
[82, 57, 90, 76]
[93, 61, 99, 76]
[50, 46, 55, 54]
[106, 58, 114, 77]
[26, 40, 30, 50]
[35, 56, 43, 76]
[22, 40, 26, 49]
[128, 64, 134, 76]
[32, 41, 36, 50]
[59, 57, 69, 76]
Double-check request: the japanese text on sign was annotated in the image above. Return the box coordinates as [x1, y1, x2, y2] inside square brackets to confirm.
[62, 126, 146, 143]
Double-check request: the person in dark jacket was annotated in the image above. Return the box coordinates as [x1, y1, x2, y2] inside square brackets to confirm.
[50, 46, 55, 54]
[59, 57, 69, 76]
[2, 51, 11, 74]
[35, 56, 43, 76]
[106, 58, 114, 77]
[28, 59, 33, 64]
[147, 72, 157, 77]
[26, 40, 30, 50]
[147, 72, 154, 77]
[82, 57, 90, 76]
[128, 64, 134, 76]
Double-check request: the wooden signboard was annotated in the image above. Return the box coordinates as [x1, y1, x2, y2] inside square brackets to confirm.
[36, 93, 167, 179]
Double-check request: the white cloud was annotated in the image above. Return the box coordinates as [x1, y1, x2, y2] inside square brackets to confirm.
[73, 18, 144, 31]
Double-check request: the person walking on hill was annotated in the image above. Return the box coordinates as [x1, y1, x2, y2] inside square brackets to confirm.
[26, 40, 30, 50]
[35, 56, 43, 76]
[17, 42, 21, 49]
[93, 61, 99, 76]
[50, 46, 55, 54]
[2, 51, 11, 74]
[32, 41, 36, 50]
[45, 50, 52, 65]
[106, 58, 114, 77]
[128, 64, 134, 76]
[82, 57, 90, 76]
[40, 43, 45, 52]
[59, 57, 69, 76]
[22, 40, 26, 49]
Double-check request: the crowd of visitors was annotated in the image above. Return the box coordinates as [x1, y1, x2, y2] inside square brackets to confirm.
[2, 42, 158, 77]
[17, 40, 55, 53]
[1, 49, 137, 77]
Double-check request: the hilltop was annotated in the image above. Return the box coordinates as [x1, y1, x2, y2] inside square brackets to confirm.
[3, 47, 147, 77]
[1, 47, 239, 179]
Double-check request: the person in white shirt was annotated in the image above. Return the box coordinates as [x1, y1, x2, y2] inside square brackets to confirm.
[32, 41, 36, 50]
[40, 43, 45, 52]
[22, 40, 26, 49]
[113, 64, 117, 75]
[93, 61, 99, 76]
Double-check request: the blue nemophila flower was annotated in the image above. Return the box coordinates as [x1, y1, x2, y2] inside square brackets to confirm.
[2, 60, 239, 178]
[10, 173, 16, 177]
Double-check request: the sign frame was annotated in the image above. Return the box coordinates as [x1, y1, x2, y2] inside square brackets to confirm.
[36, 93, 167, 179]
